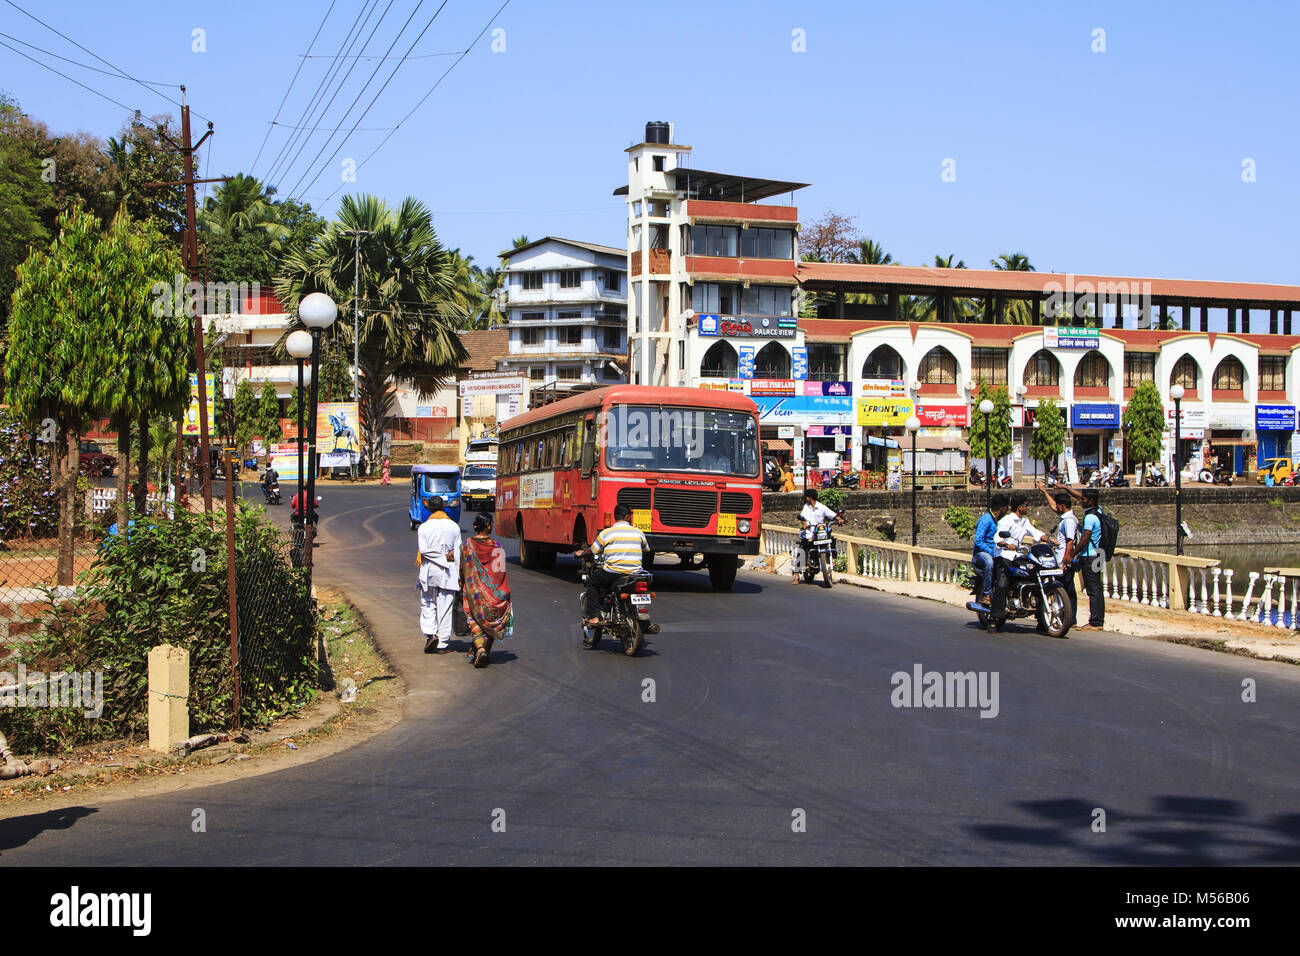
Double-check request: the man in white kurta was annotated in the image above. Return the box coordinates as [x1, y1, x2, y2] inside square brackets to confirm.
[417, 496, 462, 652]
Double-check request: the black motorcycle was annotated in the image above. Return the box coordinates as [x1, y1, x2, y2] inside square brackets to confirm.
[261, 472, 282, 505]
[579, 560, 656, 656]
[798, 516, 842, 588]
[967, 541, 1073, 638]
[1198, 464, 1234, 485]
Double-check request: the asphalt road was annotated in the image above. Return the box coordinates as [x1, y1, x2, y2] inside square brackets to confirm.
[3, 483, 1299, 865]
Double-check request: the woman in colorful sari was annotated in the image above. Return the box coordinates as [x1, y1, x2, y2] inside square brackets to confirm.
[461, 513, 512, 668]
[380, 456, 391, 485]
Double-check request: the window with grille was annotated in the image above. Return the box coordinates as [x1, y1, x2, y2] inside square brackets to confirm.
[753, 343, 791, 378]
[1025, 349, 1060, 387]
[1213, 356, 1244, 390]
[557, 366, 582, 380]
[1260, 355, 1287, 391]
[529, 366, 545, 381]
[808, 344, 842, 381]
[918, 348, 957, 385]
[560, 326, 584, 346]
[520, 327, 542, 347]
[559, 269, 582, 288]
[701, 342, 738, 377]
[1124, 353, 1155, 388]
[1073, 351, 1110, 389]
[1170, 355, 1198, 390]
[971, 349, 1008, 387]
[861, 346, 903, 379]
[522, 272, 542, 291]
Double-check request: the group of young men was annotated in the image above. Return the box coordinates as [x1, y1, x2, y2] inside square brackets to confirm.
[971, 483, 1106, 634]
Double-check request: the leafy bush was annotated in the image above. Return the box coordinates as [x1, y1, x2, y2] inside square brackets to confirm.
[0, 406, 60, 540]
[818, 488, 845, 513]
[955, 563, 975, 588]
[5, 502, 318, 754]
[944, 505, 976, 539]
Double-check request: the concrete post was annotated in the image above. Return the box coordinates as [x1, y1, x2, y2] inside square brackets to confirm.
[1167, 561, 1188, 611]
[148, 644, 189, 753]
[906, 548, 920, 582]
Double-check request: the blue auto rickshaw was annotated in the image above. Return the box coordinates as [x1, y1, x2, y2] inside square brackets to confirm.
[409, 464, 462, 529]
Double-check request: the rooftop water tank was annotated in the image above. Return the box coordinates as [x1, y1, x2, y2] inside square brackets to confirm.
[645, 121, 670, 144]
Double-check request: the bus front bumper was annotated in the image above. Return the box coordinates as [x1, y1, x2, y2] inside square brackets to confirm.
[645, 533, 759, 556]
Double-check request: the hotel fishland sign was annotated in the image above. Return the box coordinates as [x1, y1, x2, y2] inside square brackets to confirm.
[1044, 327, 1100, 350]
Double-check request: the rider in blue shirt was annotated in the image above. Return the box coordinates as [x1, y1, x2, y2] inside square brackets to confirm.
[972, 493, 1010, 605]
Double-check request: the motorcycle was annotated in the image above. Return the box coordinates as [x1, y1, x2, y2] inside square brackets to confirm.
[1142, 464, 1167, 487]
[1198, 465, 1234, 485]
[831, 469, 860, 489]
[966, 541, 1074, 638]
[797, 514, 843, 588]
[261, 472, 282, 505]
[1044, 464, 1065, 488]
[579, 558, 656, 656]
[969, 466, 985, 486]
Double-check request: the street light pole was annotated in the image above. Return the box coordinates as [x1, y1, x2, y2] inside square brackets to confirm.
[1171, 384, 1185, 555]
[286, 330, 313, 537]
[906, 415, 921, 546]
[979, 398, 995, 510]
[298, 295, 338, 573]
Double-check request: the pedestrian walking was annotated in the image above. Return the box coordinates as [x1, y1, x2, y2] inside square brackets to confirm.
[1040, 482, 1079, 627]
[460, 512, 512, 668]
[1075, 487, 1106, 631]
[416, 495, 462, 653]
[381, 456, 391, 486]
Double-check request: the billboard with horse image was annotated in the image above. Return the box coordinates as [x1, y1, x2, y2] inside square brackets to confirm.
[315, 402, 362, 457]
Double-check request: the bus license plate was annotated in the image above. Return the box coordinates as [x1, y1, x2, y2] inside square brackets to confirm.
[630, 593, 651, 606]
[717, 512, 737, 536]
[632, 508, 652, 532]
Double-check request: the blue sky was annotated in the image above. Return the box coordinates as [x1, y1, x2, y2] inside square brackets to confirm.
[3, 0, 1297, 285]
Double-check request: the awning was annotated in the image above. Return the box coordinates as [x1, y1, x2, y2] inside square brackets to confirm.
[762, 439, 793, 453]
[914, 435, 969, 452]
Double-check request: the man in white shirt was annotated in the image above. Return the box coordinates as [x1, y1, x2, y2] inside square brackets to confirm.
[792, 488, 844, 585]
[987, 493, 1051, 626]
[416, 495, 462, 653]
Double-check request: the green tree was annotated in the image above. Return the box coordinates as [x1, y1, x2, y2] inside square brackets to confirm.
[918, 254, 975, 322]
[6, 207, 134, 581]
[0, 125, 53, 355]
[991, 252, 1036, 324]
[104, 115, 188, 243]
[233, 378, 258, 456]
[256, 381, 283, 447]
[1029, 398, 1066, 477]
[1123, 381, 1165, 471]
[275, 193, 468, 473]
[968, 382, 1013, 464]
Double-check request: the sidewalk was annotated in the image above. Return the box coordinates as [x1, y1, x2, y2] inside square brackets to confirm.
[747, 555, 1300, 663]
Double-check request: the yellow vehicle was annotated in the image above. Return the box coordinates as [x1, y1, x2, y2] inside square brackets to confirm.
[1256, 457, 1294, 485]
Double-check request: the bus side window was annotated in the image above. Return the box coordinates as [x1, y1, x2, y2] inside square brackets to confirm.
[581, 416, 596, 476]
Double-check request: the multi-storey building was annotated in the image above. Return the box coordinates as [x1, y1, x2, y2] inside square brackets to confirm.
[498, 237, 628, 392]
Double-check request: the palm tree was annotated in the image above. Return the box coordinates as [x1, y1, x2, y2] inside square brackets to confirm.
[199, 173, 289, 245]
[275, 193, 468, 473]
[919, 254, 975, 322]
[844, 238, 893, 308]
[511, 234, 530, 248]
[991, 251, 1036, 324]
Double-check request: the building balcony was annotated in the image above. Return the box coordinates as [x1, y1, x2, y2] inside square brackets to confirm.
[684, 256, 798, 281]
[686, 200, 799, 224]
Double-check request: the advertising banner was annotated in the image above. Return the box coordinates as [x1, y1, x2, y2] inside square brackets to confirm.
[752, 395, 854, 425]
[859, 378, 908, 398]
[750, 379, 797, 396]
[1257, 404, 1297, 431]
[183, 373, 216, 437]
[915, 404, 969, 428]
[1071, 403, 1121, 428]
[320, 451, 355, 468]
[803, 381, 853, 397]
[857, 397, 914, 427]
[698, 379, 746, 391]
[278, 417, 300, 440]
[806, 425, 852, 437]
[520, 472, 554, 508]
[268, 443, 301, 481]
[1206, 404, 1252, 429]
[792, 347, 807, 381]
[738, 346, 755, 379]
[316, 402, 362, 454]
[458, 375, 525, 396]
[1044, 327, 1100, 350]
[1166, 403, 1206, 438]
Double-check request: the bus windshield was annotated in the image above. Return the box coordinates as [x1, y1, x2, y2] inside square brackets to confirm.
[603, 404, 759, 476]
[463, 464, 496, 480]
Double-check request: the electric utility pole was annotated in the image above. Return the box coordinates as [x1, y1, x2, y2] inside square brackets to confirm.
[341, 228, 372, 474]
[152, 85, 231, 515]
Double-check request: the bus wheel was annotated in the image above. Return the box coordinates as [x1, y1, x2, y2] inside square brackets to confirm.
[519, 527, 538, 569]
[706, 554, 739, 591]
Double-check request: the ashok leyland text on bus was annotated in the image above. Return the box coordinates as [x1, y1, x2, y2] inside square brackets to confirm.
[495, 385, 762, 590]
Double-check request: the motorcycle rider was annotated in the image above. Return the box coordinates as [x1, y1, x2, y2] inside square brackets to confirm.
[261, 465, 280, 501]
[971, 493, 1010, 606]
[578, 503, 650, 627]
[987, 492, 1051, 630]
[792, 488, 845, 585]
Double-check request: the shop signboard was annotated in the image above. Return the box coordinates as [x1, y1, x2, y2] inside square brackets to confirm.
[1044, 327, 1100, 350]
[792, 347, 807, 380]
[807, 425, 852, 437]
[458, 375, 525, 397]
[859, 378, 907, 398]
[856, 397, 914, 427]
[1256, 404, 1296, 431]
[711, 316, 797, 339]
[750, 379, 797, 396]
[1166, 403, 1206, 439]
[804, 381, 852, 397]
[698, 378, 746, 391]
[738, 346, 755, 379]
[914, 404, 969, 428]
[697, 314, 720, 336]
[1206, 404, 1252, 429]
[777, 426, 796, 439]
[1071, 403, 1120, 428]
[752, 395, 854, 425]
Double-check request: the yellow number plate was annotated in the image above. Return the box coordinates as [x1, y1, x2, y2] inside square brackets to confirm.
[717, 512, 737, 536]
[632, 508, 652, 532]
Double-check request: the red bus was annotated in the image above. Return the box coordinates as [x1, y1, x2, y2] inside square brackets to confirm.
[496, 385, 762, 591]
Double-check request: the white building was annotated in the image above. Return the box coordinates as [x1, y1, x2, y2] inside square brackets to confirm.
[498, 237, 628, 391]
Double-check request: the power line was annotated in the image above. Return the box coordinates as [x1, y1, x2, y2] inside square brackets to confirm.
[303, 49, 463, 59]
[251, 0, 338, 175]
[0, 30, 180, 86]
[268, 0, 401, 191]
[272, 120, 397, 132]
[321, 0, 511, 203]
[3, 0, 204, 120]
[285, 0, 447, 200]
[0, 37, 138, 113]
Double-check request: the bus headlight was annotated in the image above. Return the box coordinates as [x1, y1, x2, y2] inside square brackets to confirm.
[737, 519, 751, 534]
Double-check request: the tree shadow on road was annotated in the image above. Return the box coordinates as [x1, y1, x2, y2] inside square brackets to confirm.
[0, 805, 97, 855]
[968, 796, 1300, 863]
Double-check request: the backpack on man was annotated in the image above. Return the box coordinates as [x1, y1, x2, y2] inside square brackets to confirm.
[1077, 504, 1120, 562]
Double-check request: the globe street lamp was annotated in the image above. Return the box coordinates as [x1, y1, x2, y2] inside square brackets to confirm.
[1032, 418, 1040, 486]
[906, 415, 921, 546]
[299, 293, 338, 570]
[1171, 383, 1185, 555]
[979, 398, 995, 510]
[286, 330, 313, 520]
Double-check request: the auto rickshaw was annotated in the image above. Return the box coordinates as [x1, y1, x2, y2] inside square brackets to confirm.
[1256, 456, 1294, 486]
[409, 464, 462, 529]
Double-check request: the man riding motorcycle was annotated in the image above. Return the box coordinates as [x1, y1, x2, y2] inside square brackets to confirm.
[261, 466, 280, 501]
[577, 503, 651, 627]
[792, 488, 845, 585]
[987, 492, 1052, 631]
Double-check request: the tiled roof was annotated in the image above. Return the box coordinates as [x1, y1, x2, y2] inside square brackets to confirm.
[457, 330, 509, 373]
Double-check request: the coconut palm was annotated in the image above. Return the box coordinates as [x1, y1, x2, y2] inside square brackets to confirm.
[844, 238, 894, 308]
[274, 193, 468, 473]
[200, 173, 289, 243]
[918, 254, 976, 322]
[991, 251, 1036, 324]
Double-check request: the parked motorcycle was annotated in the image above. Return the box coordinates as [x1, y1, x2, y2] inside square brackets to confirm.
[579, 559, 655, 656]
[966, 542, 1074, 638]
[1198, 465, 1234, 485]
[1142, 464, 1167, 487]
[1044, 464, 1065, 488]
[798, 516, 842, 588]
[969, 466, 986, 486]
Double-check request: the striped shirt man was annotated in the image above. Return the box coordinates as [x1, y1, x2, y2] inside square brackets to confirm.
[592, 520, 650, 573]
